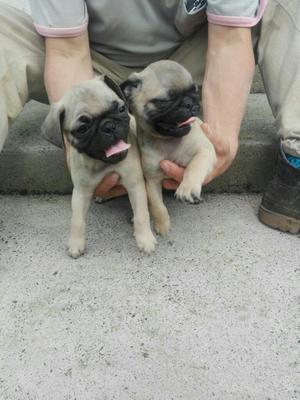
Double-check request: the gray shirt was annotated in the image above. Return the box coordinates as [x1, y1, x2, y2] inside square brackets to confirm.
[29, 0, 266, 68]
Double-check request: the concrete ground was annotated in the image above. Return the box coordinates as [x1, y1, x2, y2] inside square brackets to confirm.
[0, 194, 299, 400]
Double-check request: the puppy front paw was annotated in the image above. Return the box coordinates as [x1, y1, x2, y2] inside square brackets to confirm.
[135, 230, 157, 254]
[175, 181, 203, 204]
[154, 215, 170, 236]
[68, 238, 85, 259]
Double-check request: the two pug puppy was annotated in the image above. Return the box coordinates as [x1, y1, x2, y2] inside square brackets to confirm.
[43, 61, 216, 257]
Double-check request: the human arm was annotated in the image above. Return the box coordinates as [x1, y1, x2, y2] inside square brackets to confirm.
[45, 33, 125, 197]
[45, 32, 93, 102]
[161, 23, 255, 189]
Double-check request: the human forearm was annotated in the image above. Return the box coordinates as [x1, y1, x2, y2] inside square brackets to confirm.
[45, 32, 93, 103]
[202, 24, 255, 148]
[44, 32, 125, 198]
[161, 24, 255, 187]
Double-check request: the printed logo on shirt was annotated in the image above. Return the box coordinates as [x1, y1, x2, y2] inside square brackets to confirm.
[185, 0, 207, 15]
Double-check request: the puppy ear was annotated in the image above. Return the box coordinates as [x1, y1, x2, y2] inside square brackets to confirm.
[120, 76, 141, 100]
[41, 102, 65, 149]
[104, 75, 128, 104]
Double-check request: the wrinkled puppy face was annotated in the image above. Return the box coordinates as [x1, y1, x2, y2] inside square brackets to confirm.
[121, 60, 200, 138]
[62, 80, 130, 163]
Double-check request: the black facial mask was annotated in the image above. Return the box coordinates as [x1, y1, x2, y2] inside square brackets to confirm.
[147, 85, 200, 138]
[71, 101, 130, 163]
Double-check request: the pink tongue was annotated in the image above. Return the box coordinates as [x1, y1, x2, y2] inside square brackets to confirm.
[178, 116, 197, 127]
[104, 140, 131, 158]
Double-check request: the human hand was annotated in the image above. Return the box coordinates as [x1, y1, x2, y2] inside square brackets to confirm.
[94, 172, 127, 200]
[160, 122, 239, 190]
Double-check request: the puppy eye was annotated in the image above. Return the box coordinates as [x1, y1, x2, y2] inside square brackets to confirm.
[78, 115, 91, 124]
[76, 125, 89, 135]
[152, 98, 170, 106]
[75, 115, 92, 135]
[119, 105, 126, 113]
[190, 84, 198, 96]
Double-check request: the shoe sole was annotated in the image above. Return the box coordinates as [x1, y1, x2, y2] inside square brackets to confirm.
[258, 206, 300, 234]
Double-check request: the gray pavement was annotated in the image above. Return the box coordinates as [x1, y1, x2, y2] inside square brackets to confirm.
[0, 194, 299, 400]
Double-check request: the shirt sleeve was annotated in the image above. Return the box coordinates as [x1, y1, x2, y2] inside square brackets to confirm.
[28, 0, 88, 38]
[206, 0, 268, 27]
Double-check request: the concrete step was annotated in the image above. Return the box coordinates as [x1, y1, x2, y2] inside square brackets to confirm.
[251, 66, 265, 94]
[0, 93, 277, 194]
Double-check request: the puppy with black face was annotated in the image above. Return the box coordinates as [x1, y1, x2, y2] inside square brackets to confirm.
[42, 78, 156, 257]
[121, 60, 216, 236]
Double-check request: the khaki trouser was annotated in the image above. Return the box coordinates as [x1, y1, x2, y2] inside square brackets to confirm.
[0, 0, 299, 156]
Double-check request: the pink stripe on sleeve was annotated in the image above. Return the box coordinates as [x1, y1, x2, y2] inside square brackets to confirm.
[207, 0, 268, 27]
[34, 21, 88, 38]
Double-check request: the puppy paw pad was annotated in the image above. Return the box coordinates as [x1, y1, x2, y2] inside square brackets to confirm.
[175, 183, 202, 204]
[68, 247, 85, 259]
[136, 233, 157, 254]
[154, 221, 170, 236]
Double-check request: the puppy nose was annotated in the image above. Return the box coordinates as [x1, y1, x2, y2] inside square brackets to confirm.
[184, 101, 193, 110]
[103, 121, 116, 133]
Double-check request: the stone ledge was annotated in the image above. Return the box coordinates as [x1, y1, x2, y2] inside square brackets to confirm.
[0, 93, 277, 194]
[251, 67, 265, 94]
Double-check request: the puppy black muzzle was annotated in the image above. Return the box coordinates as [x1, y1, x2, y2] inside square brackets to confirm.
[147, 87, 200, 138]
[71, 106, 130, 164]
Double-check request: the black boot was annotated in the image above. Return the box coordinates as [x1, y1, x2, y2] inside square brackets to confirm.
[258, 143, 300, 234]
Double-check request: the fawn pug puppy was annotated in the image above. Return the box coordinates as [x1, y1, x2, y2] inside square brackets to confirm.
[121, 60, 216, 236]
[42, 78, 156, 257]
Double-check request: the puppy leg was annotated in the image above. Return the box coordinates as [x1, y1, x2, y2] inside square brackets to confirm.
[125, 179, 157, 254]
[68, 187, 94, 258]
[146, 179, 170, 236]
[175, 148, 216, 204]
